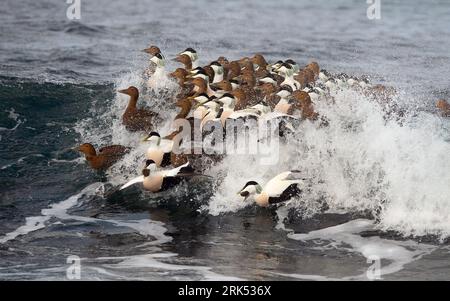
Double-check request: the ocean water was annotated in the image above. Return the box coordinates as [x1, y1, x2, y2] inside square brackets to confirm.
[1, 0, 450, 280]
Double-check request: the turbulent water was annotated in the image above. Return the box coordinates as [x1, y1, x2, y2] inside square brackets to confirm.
[1, 0, 450, 280]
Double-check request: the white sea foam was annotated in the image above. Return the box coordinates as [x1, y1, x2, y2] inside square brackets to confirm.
[91, 252, 244, 281]
[0, 183, 172, 246]
[207, 87, 450, 240]
[283, 219, 436, 280]
[73, 55, 450, 241]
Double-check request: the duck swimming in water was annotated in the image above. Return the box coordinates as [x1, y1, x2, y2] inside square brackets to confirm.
[238, 171, 304, 207]
[118, 86, 159, 132]
[77, 143, 130, 171]
[120, 160, 196, 193]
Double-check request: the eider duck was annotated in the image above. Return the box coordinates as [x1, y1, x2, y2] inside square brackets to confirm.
[120, 160, 195, 193]
[77, 143, 129, 171]
[238, 171, 304, 207]
[118, 86, 159, 132]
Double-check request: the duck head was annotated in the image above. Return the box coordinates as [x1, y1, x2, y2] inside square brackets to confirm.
[174, 53, 193, 69]
[238, 181, 263, 201]
[118, 86, 139, 98]
[179, 47, 198, 62]
[142, 45, 161, 56]
[77, 143, 96, 156]
[251, 54, 269, 71]
[216, 93, 236, 109]
[143, 131, 161, 144]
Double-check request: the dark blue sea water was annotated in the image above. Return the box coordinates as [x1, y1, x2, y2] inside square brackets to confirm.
[1, 0, 449, 280]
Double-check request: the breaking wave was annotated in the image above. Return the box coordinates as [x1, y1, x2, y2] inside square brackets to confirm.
[74, 63, 450, 241]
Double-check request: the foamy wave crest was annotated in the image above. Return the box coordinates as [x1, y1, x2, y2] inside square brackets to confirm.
[207, 86, 450, 240]
[75, 60, 450, 240]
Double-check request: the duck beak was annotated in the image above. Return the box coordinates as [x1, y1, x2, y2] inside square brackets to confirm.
[118, 89, 128, 95]
[142, 48, 152, 55]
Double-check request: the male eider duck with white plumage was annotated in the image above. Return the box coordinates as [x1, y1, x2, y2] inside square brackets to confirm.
[238, 171, 305, 207]
[120, 160, 197, 193]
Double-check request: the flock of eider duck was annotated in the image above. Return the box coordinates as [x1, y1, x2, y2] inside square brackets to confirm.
[77, 45, 450, 208]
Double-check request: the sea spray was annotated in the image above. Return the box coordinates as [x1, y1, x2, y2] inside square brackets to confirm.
[74, 61, 450, 240]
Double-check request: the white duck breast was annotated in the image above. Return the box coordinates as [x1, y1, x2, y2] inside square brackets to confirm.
[308, 91, 319, 102]
[200, 101, 221, 130]
[211, 64, 224, 84]
[216, 94, 236, 126]
[274, 102, 290, 114]
[148, 54, 167, 89]
[146, 138, 174, 167]
[276, 89, 291, 99]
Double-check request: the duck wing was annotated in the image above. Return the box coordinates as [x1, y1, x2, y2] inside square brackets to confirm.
[120, 175, 144, 190]
[99, 145, 130, 156]
[264, 171, 304, 197]
[163, 161, 194, 177]
[136, 108, 159, 120]
[268, 183, 302, 204]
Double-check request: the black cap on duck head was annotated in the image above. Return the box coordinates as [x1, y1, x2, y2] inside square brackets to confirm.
[143, 131, 160, 141]
[241, 181, 259, 190]
[221, 93, 235, 99]
[118, 86, 139, 97]
[145, 159, 156, 168]
[148, 131, 160, 137]
[154, 53, 163, 60]
[280, 85, 293, 93]
[285, 59, 297, 65]
[186, 68, 207, 79]
[239, 180, 260, 198]
[210, 61, 222, 67]
[184, 47, 197, 53]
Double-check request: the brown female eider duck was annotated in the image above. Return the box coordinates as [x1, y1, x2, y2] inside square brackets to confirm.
[77, 143, 130, 170]
[118, 86, 159, 132]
